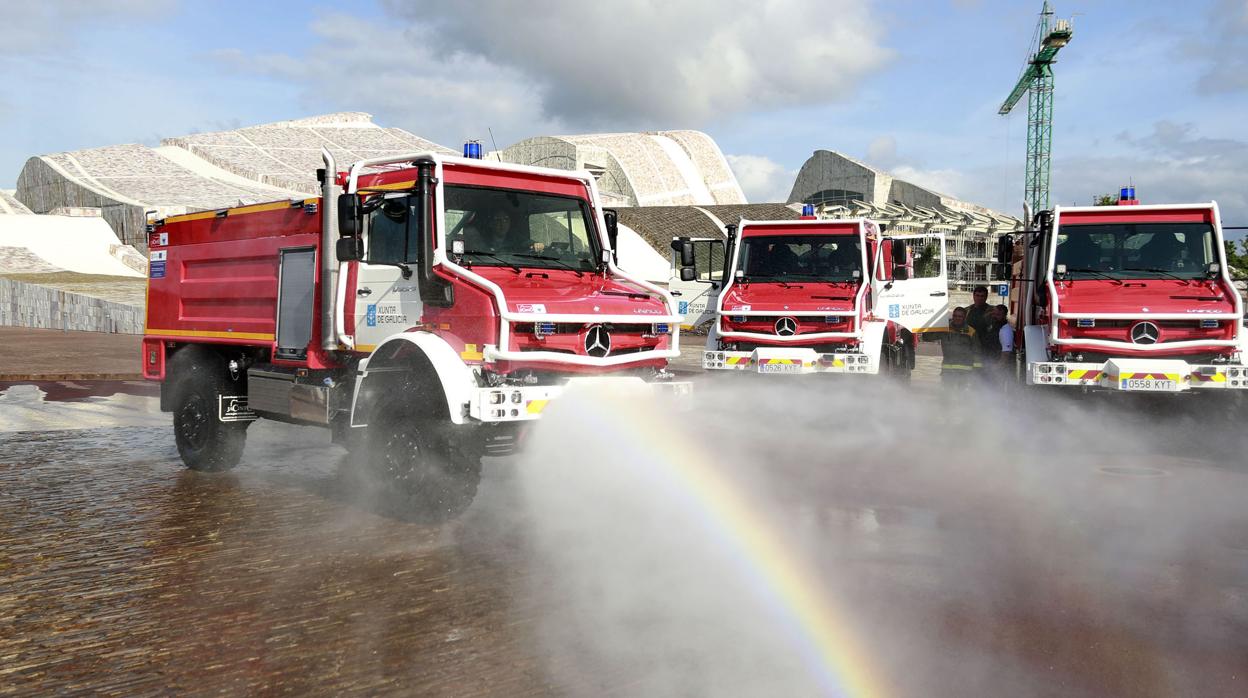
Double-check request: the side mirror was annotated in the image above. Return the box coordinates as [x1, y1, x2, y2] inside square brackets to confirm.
[337, 193, 360, 237]
[670, 238, 696, 268]
[604, 209, 619, 251]
[680, 267, 696, 282]
[997, 234, 1014, 264]
[336, 237, 363, 262]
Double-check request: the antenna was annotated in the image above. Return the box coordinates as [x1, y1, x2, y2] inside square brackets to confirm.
[487, 127, 502, 161]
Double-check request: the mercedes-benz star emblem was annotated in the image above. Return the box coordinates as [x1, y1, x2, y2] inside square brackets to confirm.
[584, 324, 612, 357]
[1130, 321, 1159, 345]
[774, 317, 798, 336]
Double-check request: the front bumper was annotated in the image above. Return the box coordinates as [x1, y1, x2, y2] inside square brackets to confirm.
[467, 377, 693, 422]
[703, 348, 877, 375]
[1028, 357, 1248, 392]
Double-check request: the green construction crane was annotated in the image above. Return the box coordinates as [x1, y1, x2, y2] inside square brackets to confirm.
[999, 1, 1073, 215]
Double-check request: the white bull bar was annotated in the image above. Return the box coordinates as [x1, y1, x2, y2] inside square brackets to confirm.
[704, 347, 878, 375]
[468, 377, 693, 422]
[1028, 357, 1248, 391]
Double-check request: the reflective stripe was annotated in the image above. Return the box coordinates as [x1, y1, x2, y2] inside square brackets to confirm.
[1118, 372, 1182, 382]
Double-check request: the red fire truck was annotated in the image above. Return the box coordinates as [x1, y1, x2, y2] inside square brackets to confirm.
[143, 148, 687, 519]
[1000, 200, 1248, 394]
[671, 216, 949, 377]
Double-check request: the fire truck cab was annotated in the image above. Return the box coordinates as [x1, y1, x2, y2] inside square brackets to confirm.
[1001, 201, 1248, 393]
[143, 148, 687, 520]
[670, 217, 949, 377]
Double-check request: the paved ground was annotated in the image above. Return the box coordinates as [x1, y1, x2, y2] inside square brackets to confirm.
[1, 381, 1245, 696]
[0, 327, 140, 380]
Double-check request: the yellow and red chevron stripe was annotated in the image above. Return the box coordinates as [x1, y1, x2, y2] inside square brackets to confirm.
[725, 356, 753, 366]
[1191, 371, 1227, 383]
[1066, 369, 1103, 381]
[1117, 372, 1182, 381]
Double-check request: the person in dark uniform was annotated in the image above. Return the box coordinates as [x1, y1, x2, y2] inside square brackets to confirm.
[965, 285, 991, 351]
[921, 306, 982, 389]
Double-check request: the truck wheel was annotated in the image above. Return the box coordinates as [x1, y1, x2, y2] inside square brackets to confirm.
[368, 407, 481, 523]
[171, 359, 247, 472]
[883, 341, 912, 382]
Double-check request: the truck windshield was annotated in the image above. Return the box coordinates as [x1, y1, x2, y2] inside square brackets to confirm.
[1054, 222, 1216, 280]
[444, 185, 600, 273]
[738, 235, 862, 282]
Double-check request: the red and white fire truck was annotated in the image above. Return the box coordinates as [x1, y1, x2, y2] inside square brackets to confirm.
[143, 147, 687, 519]
[670, 216, 949, 377]
[1001, 200, 1248, 393]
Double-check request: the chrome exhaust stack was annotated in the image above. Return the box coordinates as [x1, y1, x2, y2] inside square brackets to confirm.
[319, 147, 339, 351]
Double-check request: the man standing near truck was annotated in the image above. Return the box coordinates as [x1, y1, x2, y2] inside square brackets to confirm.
[921, 306, 982, 389]
[965, 285, 991, 349]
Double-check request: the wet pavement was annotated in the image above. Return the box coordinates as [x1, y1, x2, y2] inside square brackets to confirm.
[1, 381, 1246, 696]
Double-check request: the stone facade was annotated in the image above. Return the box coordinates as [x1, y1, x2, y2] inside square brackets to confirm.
[788, 150, 1021, 288]
[163, 112, 455, 194]
[501, 131, 747, 208]
[617, 203, 800, 251]
[1, 190, 32, 215]
[14, 113, 454, 251]
[1, 278, 143, 334]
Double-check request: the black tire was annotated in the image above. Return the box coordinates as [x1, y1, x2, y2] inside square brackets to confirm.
[367, 402, 481, 523]
[170, 353, 248, 472]
[882, 339, 912, 382]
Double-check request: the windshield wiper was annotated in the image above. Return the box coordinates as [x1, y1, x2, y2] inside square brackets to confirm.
[600, 289, 652, 300]
[511, 253, 586, 277]
[460, 250, 521, 273]
[1125, 267, 1191, 283]
[1060, 267, 1123, 284]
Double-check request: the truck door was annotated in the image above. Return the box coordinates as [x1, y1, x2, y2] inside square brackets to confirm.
[352, 194, 424, 350]
[872, 232, 949, 332]
[668, 237, 724, 328]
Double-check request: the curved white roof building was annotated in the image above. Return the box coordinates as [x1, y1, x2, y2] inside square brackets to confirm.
[14, 113, 455, 250]
[500, 131, 746, 208]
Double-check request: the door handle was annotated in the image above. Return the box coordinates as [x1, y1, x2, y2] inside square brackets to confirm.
[357, 288, 373, 297]
[930, 291, 947, 296]
[670, 290, 683, 296]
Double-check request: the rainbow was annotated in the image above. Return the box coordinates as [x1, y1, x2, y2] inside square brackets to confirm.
[570, 395, 887, 698]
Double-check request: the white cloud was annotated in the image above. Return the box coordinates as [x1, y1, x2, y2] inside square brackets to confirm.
[1181, 0, 1248, 94]
[866, 135, 899, 170]
[212, 14, 562, 150]
[0, 0, 172, 57]
[725, 154, 795, 203]
[383, 0, 891, 126]
[887, 121, 1248, 225]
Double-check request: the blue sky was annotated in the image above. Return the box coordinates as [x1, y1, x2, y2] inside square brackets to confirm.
[2, 0, 1244, 236]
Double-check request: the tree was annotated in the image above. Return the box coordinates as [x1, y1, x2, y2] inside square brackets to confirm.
[1224, 239, 1248, 275]
[1093, 194, 1117, 206]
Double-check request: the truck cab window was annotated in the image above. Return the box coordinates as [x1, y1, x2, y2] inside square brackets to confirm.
[366, 196, 420, 265]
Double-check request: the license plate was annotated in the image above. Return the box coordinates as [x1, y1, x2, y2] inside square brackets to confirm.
[759, 362, 802, 374]
[1120, 378, 1178, 392]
